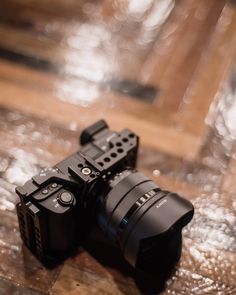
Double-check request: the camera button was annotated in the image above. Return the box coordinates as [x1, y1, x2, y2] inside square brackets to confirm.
[58, 192, 73, 206]
[51, 183, 58, 188]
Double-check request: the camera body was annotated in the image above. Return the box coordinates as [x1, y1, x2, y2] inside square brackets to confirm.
[16, 120, 194, 271]
[16, 120, 138, 260]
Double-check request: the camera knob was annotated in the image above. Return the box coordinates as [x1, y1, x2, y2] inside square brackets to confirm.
[58, 192, 73, 206]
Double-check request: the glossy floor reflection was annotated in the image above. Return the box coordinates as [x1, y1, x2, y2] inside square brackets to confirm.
[0, 0, 236, 294]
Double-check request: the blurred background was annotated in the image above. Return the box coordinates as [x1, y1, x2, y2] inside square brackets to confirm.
[0, 0, 236, 294]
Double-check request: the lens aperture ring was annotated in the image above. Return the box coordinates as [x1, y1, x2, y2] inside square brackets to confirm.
[116, 188, 167, 244]
[119, 189, 160, 230]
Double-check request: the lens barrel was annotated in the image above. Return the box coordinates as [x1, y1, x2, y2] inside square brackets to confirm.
[98, 170, 194, 271]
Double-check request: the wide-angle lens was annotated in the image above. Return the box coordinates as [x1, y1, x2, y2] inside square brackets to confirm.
[98, 170, 194, 271]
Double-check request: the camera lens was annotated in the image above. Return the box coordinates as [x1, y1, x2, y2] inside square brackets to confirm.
[97, 170, 194, 271]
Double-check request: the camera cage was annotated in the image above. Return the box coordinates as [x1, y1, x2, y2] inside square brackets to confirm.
[16, 120, 139, 201]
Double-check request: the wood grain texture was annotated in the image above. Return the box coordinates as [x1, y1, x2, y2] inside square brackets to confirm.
[0, 0, 236, 294]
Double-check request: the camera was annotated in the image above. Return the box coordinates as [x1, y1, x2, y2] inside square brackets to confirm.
[16, 120, 194, 271]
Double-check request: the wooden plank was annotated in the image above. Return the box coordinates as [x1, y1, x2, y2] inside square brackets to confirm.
[139, 147, 223, 193]
[0, 1, 176, 82]
[1, 0, 98, 19]
[142, 0, 227, 111]
[0, 277, 43, 295]
[0, 24, 70, 63]
[0, 60, 57, 92]
[176, 2, 236, 137]
[51, 264, 140, 295]
[0, 106, 78, 175]
[0, 72, 201, 159]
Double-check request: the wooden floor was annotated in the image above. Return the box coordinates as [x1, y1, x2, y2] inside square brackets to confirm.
[0, 0, 236, 294]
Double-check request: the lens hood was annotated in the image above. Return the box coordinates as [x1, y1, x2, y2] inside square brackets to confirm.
[122, 192, 194, 270]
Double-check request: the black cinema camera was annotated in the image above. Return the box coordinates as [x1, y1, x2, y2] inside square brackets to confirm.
[16, 120, 194, 272]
